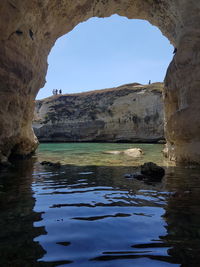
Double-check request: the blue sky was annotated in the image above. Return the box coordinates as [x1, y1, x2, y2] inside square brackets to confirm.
[37, 15, 173, 99]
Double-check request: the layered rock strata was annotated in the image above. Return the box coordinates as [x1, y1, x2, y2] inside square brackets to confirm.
[0, 0, 200, 163]
[33, 83, 164, 143]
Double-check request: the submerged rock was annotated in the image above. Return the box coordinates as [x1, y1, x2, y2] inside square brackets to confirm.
[123, 148, 143, 157]
[40, 161, 61, 168]
[141, 162, 165, 180]
[124, 172, 145, 180]
[103, 150, 122, 155]
[104, 148, 143, 157]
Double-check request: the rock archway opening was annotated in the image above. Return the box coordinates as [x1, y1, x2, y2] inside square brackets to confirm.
[0, 1, 200, 164]
[34, 15, 173, 144]
[37, 15, 173, 99]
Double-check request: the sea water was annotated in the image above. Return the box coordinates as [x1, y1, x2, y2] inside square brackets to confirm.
[0, 143, 200, 266]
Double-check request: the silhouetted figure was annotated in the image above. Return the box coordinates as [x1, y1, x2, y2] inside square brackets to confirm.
[52, 89, 55, 95]
[173, 47, 177, 54]
[149, 80, 151, 85]
[55, 89, 58, 95]
[59, 89, 62, 94]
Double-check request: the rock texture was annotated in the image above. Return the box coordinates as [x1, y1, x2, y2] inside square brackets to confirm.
[33, 83, 164, 143]
[0, 0, 200, 163]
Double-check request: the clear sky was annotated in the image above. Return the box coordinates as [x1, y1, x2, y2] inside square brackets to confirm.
[36, 15, 174, 99]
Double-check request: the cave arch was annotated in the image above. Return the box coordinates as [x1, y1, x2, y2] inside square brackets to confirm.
[0, 0, 199, 163]
[37, 15, 172, 99]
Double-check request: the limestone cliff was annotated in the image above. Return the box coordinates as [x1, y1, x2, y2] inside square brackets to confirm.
[33, 83, 164, 143]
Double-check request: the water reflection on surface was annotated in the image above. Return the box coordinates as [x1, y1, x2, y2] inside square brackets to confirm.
[0, 159, 46, 266]
[0, 156, 200, 266]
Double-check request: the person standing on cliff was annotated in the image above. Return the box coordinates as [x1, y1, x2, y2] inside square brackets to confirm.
[59, 89, 62, 94]
[55, 89, 58, 95]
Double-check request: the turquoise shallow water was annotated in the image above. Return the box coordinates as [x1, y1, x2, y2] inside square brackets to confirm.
[37, 143, 168, 166]
[0, 143, 200, 266]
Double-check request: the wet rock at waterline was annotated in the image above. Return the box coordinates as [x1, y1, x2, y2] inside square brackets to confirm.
[103, 151, 122, 155]
[141, 162, 165, 179]
[124, 162, 165, 182]
[40, 161, 61, 168]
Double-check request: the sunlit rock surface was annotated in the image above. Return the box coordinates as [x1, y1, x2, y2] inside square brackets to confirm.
[33, 83, 164, 143]
[0, 0, 200, 163]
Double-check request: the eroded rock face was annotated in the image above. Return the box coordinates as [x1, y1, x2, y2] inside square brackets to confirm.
[0, 0, 200, 163]
[33, 83, 164, 143]
[164, 32, 200, 163]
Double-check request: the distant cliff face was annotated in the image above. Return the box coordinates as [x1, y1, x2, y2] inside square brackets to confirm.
[33, 83, 164, 143]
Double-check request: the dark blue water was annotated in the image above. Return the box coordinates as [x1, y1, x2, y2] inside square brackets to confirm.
[0, 143, 200, 266]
